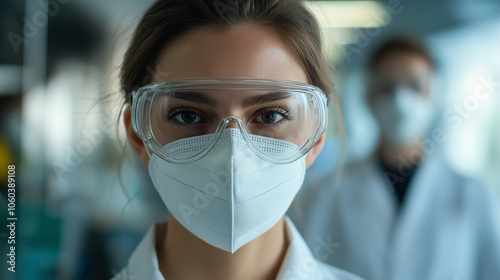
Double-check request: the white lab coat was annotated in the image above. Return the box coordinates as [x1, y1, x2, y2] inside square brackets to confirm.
[288, 152, 500, 280]
[112, 216, 364, 280]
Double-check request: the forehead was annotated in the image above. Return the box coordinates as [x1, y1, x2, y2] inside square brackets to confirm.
[153, 24, 307, 83]
[373, 51, 432, 80]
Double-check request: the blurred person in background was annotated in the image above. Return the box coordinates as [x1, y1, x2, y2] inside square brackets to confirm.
[113, 0, 364, 280]
[289, 36, 500, 280]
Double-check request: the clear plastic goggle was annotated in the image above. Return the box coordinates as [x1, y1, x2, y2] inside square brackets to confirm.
[130, 78, 329, 164]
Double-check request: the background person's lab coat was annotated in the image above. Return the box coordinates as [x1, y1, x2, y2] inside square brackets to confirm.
[288, 151, 500, 280]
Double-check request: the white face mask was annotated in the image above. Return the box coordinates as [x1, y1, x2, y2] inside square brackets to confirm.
[147, 128, 306, 253]
[371, 86, 434, 146]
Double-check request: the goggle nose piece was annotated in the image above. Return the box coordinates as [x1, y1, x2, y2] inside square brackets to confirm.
[223, 117, 241, 129]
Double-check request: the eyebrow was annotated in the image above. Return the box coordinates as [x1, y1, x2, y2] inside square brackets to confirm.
[169, 91, 292, 107]
[243, 91, 292, 107]
[170, 91, 218, 106]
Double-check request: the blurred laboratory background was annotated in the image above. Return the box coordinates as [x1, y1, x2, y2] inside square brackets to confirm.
[0, 0, 499, 279]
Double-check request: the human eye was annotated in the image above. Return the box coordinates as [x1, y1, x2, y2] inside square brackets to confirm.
[253, 106, 293, 125]
[166, 107, 206, 125]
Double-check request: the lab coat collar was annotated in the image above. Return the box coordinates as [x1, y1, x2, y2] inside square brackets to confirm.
[126, 224, 163, 280]
[120, 216, 346, 280]
[276, 216, 326, 279]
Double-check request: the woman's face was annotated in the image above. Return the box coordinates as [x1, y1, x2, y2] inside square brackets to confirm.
[125, 24, 324, 167]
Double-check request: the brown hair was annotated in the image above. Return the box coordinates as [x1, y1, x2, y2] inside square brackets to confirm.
[119, 0, 334, 100]
[369, 36, 434, 71]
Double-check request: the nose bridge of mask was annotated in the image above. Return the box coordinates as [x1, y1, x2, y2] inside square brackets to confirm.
[158, 128, 303, 203]
[198, 128, 300, 192]
[373, 85, 434, 146]
[393, 86, 430, 115]
[394, 86, 413, 110]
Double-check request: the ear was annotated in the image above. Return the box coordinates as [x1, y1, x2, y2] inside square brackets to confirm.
[123, 106, 150, 167]
[305, 133, 325, 168]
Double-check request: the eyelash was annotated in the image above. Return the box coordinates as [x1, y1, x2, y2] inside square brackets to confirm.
[256, 106, 293, 123]
[165, 106, 293, 124]
[166, 107, 206, 123]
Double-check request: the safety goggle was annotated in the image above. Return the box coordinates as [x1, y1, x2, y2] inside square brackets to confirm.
[130, 78, 329, 164]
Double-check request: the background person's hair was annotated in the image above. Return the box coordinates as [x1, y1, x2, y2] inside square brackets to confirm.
[368, 36, 435, 71]
[119, 0, 334, 100]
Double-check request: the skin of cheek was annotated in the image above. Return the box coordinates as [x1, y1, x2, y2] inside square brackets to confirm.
[123, 107, 151, 167]
[126, 114, 326, 169]
[125, 110, 325, 169]
[305, 134, 325, 168]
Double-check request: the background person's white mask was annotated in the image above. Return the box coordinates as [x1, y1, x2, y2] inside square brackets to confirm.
[147, 128, 306, 253]
[372, 86, 434, 146]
